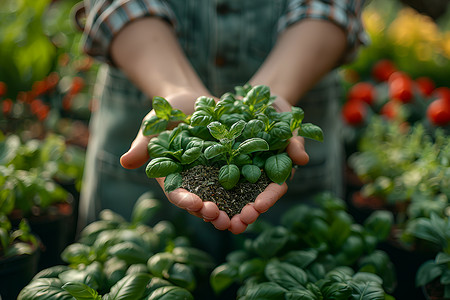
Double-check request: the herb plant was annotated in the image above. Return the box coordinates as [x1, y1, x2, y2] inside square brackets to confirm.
[18, 192, 215, 300]
[143, 84, 323, 194]
[0, 214, 39, 258]
[210, 193, 397, 299]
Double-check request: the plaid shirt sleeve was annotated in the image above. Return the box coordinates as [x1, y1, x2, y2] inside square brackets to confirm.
[77, 0, 177, 64]
[278, 0, 369, 63]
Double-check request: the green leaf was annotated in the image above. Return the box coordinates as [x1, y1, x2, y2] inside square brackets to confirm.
[167, 263, 196, 291]
[364, 210, 394, 242]
[146, 286, 193, 300]
[241, 164, 261, 183]
[172, 246, 215, 270]
[299, 123, 324, 142]
[146, 277, 173, 294]
[107, 273, 152, 300]
[153, 96, 173, 119]
[245, 282, 286, 300]
[436, 252, 450, 265]
[62, 282, 101, 300]
[236, 138, 269, 155]
[181, 147, 202, 165]
[252, 226, 290, 258]
[204, 143, 228, 160]
[147, 133, 171, 158]
[320, 281, 352, 300]
[58, 269, 99, 291]
[145, 157, 182, 178]
[290, 107, 305, 131]
[18, 278, 73, 300]
[264, 154, 292, 185]
[190, 110, 214, 127]
[169, 109, 186, 122]
[242, 119, 265, 139]
[210, 264, 239, 294]
[108, 242, 151, 265]
[349, 280, 385, 300]
[264, 260, 308, 290]
[233, 154, 253, 166]
[238, 258, 266, 280]
[164, 173, 183, 193]
[207, 121, 229, 141]
[168, 126, 184, 146]
[285, 288, 319, 300]
[131, 192, 161, 225]
[142, 116, 169, 136]
[218, 164, 240, 190]
[148, 252, 176, 278]
[283, 249, 319, 269]
[61, 243, 92, 265]
[229, 120, 246, 139]
[244, 85, 271, 108]
[33, 266, 71, 280]
[270, 122, 293, 140]
[416, 260, 443, 287]
[194, 96, 216, 113]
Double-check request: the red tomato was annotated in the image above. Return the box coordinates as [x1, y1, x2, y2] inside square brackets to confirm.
[62, 95, 73, 111]
[372, 59, 396, 82]
[2, 99, 13, 114]
[32, 80, 48, 96]
[342, 100, 367, 126]
[30, 99, 44, 115]
[432, 87, 450, 102]
[388, 72, 413, 103]
[70, 76, 84, 95]
[347, 82, 376, 105]
[0, 82, 7, 97]
[36, 104, 50, 121]
[415, 77, 435, 97]
[380, 100, 402, 121]
[46, 72, 60, 90]
[427, 98, 450, 126]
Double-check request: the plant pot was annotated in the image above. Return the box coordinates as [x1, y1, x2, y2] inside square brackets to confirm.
[0, 248, 40, 300]
[9, 199, 75, 270]
[422, 279, 447, 300]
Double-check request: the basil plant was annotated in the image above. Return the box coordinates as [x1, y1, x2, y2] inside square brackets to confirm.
[142, 85, 323, 192]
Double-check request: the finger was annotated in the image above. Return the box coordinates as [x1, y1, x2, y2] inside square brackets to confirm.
[120, 130, 151, 169]
[199, 201, 220, 221]
[239, 203, 260, 225]
[229, 215, 248, 234]
[287, 136, 309, 166]
[211, 211, 231, 230]
[254, 182, 288, 213]
[166, 188, 204, 212]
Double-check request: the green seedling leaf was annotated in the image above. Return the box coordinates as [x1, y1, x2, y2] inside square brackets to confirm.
[153, 96, 173, 119]
[142, 116, 169, 136]
[214, 93, 235, 119]
[131, 192, 161, 225]
[290, 107, 305, 131]
[242, 119, 265, 139]
[299, 123, 324, 142]
[219, 164, 240, 190]
[265, 260, 308, 290]
[145, 157, 182, 178]
[270, 122, 293, 140]
[62, 282, 101, 300]
[172, 246, 215, 270]
[238, 258, 266, 280]
[18, 278, 73, 300]
[168, 126, 184, 146]
[233, 154, 253, 166]
[244, 85, 270, 108]
[204, 143, 228, 160]
[108, 242, 151, 265]
[210, 264, 239, 294]
[106, 273, 152, 300]
[190, 110, 214, 127]
[236, 138, 269, 155]
[169, 109, 186, 122]
[181, 147, 202, 164]
[245, 282, 286, 300]
[164, 173, 183, 193]
[61, 243, 92, 265]
[167, 263, 196, 291]
[364, 210, 394, 241]
[264, 153, 292, 185]
[147, 286, 193, 300]
[229, 120, 246, 139]
[241, 164, 261, 183]
[148, 132, 171, 158]
[207, 121, 229, 141]
[148, 252, 176, 278]
[194, 96, 216, 113]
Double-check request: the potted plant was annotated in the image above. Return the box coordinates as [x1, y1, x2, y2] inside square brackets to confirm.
[18, 192, 216, 300]
[0, 214, 40, 300]
[210, 192, 397, 299]
[402, 213, 450, 300]
[0, 132, 85, 269]
[143, 84, 323, 217]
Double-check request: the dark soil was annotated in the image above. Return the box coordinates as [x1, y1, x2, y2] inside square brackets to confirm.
[181, 165, 271, 218]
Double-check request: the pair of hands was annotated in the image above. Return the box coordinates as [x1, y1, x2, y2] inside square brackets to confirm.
[120, 93, 310, 234]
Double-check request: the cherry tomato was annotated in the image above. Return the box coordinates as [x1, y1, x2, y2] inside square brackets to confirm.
[415, 77, 435, 97]
[347, 82, 376, 106]
[30, 99, 44, 115]
[380, 100, 402, 121]
[427, 98, 450, 126]
[372, 59, 396, 82]
[2, 99, 13, 115]
[432, 87, 450, 102]
[388, 72, 413, 103]
[342, 99, 367, 126]
[69, 76, 84, 95]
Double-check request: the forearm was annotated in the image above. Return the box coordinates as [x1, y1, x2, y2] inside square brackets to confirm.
[250, 19, 347, 107]
[110, 17, 211, 113]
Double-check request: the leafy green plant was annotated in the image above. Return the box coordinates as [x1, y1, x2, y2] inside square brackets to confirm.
[401, 213, 450, 298]
[18, 192, 215, 300]
[0, 214, 39, 259]
[0, 133, 85, 216]
[143, 84, 323, 193]
[210, 193, 397, 299]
